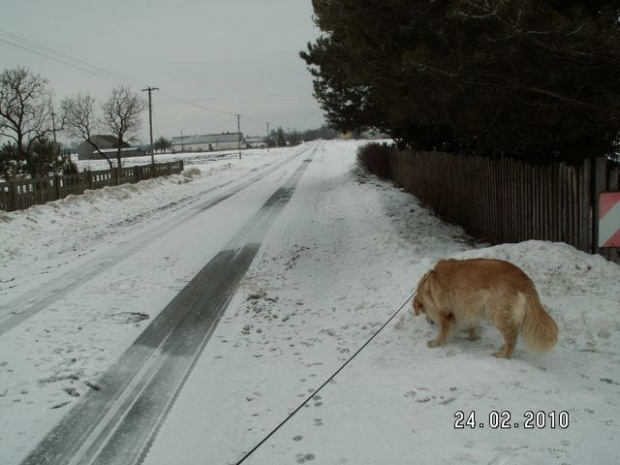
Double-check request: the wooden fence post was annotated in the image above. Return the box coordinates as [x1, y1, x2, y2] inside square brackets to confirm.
[580, 159, 591, 253]
[55, 175, 62, 201]
[9, 180, 18, 212]
[609, 166, 619, 192]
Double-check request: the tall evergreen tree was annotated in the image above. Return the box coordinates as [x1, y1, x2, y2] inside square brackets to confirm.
[302, 0, 620, 162]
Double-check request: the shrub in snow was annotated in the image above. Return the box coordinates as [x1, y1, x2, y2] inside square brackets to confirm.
[357, 142, 394, 180]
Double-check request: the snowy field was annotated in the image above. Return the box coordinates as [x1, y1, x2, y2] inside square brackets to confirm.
[1, 140, 620, 464]
[73, 147, 255, 172]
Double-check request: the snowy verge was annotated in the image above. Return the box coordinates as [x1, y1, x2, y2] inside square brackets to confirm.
[143, 141, 620, 464]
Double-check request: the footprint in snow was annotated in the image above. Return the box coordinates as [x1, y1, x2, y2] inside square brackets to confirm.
[295, 453, 316, 463]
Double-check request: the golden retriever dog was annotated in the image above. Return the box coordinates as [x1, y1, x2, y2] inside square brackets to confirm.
[412, 258, 558, 358]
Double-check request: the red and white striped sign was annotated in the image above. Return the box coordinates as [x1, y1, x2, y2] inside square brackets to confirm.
[599, 192, 620, 247]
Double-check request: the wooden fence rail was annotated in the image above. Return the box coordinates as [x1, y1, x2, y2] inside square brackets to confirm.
[0, 161, 184, 212]
[389, 150, 619, 259]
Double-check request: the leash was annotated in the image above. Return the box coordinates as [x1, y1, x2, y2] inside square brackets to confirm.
[234, 290, 417, 465]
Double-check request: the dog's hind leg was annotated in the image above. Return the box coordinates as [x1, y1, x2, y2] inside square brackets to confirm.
[493, 322, 518, 358]
[427, 309, 454, 348]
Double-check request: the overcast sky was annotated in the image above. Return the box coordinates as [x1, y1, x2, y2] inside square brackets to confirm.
[1, 0, 325, 143]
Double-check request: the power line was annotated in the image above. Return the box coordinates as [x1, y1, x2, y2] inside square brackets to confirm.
[158, 89, 238, 117]
[0, 28, 284, 133]
[0, 35, 112, 82]
[0, 28, 235, 116]
[0, 28, 141, 85]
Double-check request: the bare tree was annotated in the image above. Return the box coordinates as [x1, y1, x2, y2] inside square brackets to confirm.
[62, 94, 115, 169]
[0, 67, 61, 179]
[102, 86, 147, 175]
[63, 86, 146, 182]
[153, 135, 171, 153]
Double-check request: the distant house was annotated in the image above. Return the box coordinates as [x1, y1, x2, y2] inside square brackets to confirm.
[170, 132, 247, 153]
[77, 135, 135, 160]
[245, 137, 268, 149]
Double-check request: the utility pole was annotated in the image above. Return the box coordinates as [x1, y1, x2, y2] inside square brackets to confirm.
[237, 114, 242, 159]
[51, 108, 58, 146]
[266, 121, 270, 152]
[51, 106, 60, 160]
[142, 86, 159, 164]
[180, 130, 185, 152]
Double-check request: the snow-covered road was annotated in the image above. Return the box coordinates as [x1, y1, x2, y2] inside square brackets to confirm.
[0, 145, 310, 336]
[20, 144, 318, 465]
[2, 140, 620, 464]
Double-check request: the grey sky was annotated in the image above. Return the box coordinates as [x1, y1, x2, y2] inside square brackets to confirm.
[1, 0, 325, 143]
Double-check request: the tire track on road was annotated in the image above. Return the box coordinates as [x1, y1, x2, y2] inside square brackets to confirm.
[20, 145, 318, 465]
[0, 144, 313, 337]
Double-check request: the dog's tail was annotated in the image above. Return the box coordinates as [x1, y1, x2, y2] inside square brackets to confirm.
[520, 292, 558, 353]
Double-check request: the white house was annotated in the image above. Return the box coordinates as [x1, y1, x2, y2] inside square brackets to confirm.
[170, 133, 247, 153]
[245, 137, 268, 148]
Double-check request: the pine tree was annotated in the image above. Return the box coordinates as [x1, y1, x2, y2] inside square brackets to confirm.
[302, 0, 620, 162]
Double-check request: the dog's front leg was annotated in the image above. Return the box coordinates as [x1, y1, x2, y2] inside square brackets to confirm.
[427, 309, 453, 348]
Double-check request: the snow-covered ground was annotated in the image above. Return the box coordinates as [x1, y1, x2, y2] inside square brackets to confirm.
[1, 141, 620, 464]
[72, 147, 253, 172]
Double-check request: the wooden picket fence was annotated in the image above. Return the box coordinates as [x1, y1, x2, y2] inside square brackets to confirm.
[389, 150, 620, 260]
[0, 161, 184, 212]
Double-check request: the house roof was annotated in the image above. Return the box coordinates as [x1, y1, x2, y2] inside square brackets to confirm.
[170, 132, 244, 146]
[98, 147, 145, 154]
[78, 135, 131, 148]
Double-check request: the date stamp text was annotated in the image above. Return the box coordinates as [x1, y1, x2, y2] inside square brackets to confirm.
[454, 410, 570, 430]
